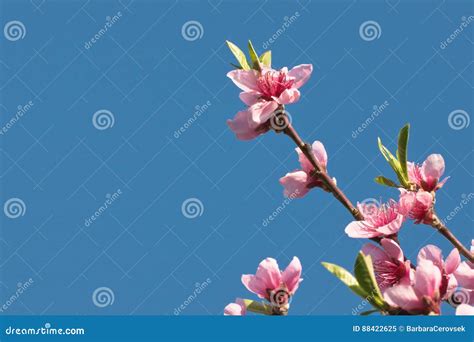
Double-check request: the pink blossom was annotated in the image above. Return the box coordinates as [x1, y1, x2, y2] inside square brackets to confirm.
[417, 244, 461, 299]
[384, 259, 442, 314]
[241, 257, 302, 305]
[454, 240, 474, 290]
[398, 189, 434, 224]
[344, 200, 405, 239]
[361, 239, 412, 291]
[227, 64, 313, 140]
[407, 154, 448, 192]
[224, 298, 246, 316]
[456, 303, 474, 315]
[279, 141, 335, 198]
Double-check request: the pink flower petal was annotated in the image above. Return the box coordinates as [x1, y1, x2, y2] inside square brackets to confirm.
[239, 91, 261, 106]
[281, 257, 302, 294]
[414, 260, 441, 298]
[227, 69, 259, 92]
[279, 171, 309, 198]
[421, 154, 445, 181]
[381, 238, 404, 262]
[345, 221, 379, 238]
[398, 189, 415, 216]
[254, 258, 282, 292]
[444, 248, 461, 275]
[444, 274, 458, 299]
[227, 110, 269, 141]
[456, 304, 474, 316]
[277, 88, 300, 104]
[454, 262, 474, 290]
[224, 299, 246, 316]
[288, 64, 313, 88]
[361, 243, 390, 263]
[376, 214, 404, 236]
[241, 274, 266, 298]
[248, 100, 279, 127]
[417, 245, 443, 270]
[311, 141, 328, 169]
[296, 140, 327, 173]
[384, 284, 423, 311]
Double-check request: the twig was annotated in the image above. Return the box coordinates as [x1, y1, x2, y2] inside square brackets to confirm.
[431, 212, 474, 262]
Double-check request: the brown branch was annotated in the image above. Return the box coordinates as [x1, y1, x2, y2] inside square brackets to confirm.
[273, 110, 472, 263]
[431, 212, 474, 262]
[276, 114, 364, 221]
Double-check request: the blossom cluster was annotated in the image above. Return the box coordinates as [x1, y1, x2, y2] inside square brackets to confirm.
[223, 40, 473, 316]
[224, 257, 302, 316]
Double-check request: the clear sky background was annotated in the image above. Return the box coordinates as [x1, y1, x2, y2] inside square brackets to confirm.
[0, 0, 472, 315]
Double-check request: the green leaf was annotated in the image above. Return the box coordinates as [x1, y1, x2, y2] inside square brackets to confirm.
[377, 137, 406, 185]
[247, 40, 261, 71]
[259, 50, 271, 67]
[354, 253, 386, 310]
[359, 309, 380, 316]
[374, 176, 399, 188]
[229, 63, 242, 69]
[226, 40, 251, 70]
[242, 299, 273, 315]
[321, 262, 367, 298]
[396, 124, 410, 184]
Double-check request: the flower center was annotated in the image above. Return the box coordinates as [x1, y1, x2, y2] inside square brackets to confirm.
[365, 201, 399, 227]
[257, 70, 294, 99]
[373, 260, 403, 289]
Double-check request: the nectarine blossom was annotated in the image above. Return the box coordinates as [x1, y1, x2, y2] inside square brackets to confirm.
[408, 154, 448, 192]
[456, 303, 474, 315]
[417, 244, 461, 300]
[398, 189, 433, 224]
[361, 239, 412, 291]
[227, 64, 313, 140]
[345, 200, 405, 239]
[241, 257, 302, 306]
[454, 240, 474, 305]
[224, 298, 246, 316]
[384, 259, 442, 314]
[279, 141, 335, 198]
[454, 240, 474, 291]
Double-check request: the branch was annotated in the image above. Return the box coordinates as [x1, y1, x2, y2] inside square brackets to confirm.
[431, 212, 474, 262]
[273, 110, 472, 262]
[274, 111, 363, 221]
